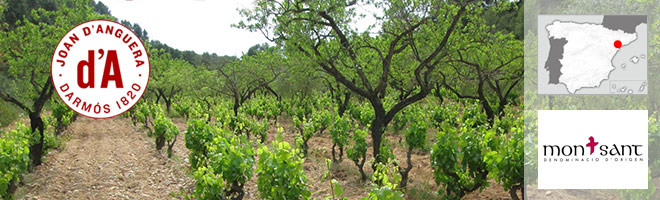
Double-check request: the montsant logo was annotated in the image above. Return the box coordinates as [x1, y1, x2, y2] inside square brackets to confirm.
[542, 136, 644, 163]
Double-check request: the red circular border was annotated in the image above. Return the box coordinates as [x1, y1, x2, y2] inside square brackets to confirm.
[50, 19, 151, 119]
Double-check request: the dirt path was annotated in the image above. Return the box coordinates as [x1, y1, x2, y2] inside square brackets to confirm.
[15, 117, 193, 200]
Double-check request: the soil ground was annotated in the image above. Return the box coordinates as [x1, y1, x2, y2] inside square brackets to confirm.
[15, 117, 194, 199]
[11, 115, 516, 199]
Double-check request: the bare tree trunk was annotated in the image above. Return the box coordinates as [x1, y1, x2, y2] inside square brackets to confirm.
[233, 96, 240, 116]
[370, 116, 386, 170]
[28, 111, 45, 167]
[338, 92, 350, 117]
[510, 184, 522, 200]
[167, 134, 178, 158]
[165, 97, 172, 114]
[332, 143, 337, 162]
[399, 146, 414, 188]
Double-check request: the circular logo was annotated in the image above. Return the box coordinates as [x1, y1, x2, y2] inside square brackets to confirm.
[51, 20, 150, 119]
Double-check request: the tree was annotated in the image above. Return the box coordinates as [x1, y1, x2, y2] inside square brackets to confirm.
[482, 0, 523, 39]
[237, 0, 478, 166]
[214, 45, 285, 115]
[2, 0, 58, 28]
[147, 49, 196, 114]
[120, 20, 149, 42]
[271, 55, 323, 100]
[0, 0, 111, 166]
[441, 30, 523, 121]
[246, 43, 270, 57]
[325, 76, 352, 117]
[92, 1, 111, 16]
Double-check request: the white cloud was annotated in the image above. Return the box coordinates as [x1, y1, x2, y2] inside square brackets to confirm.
[97, 0, 380, 56]
[98, 0, 269, 56]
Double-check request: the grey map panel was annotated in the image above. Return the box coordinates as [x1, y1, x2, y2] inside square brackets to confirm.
[537, 15, 648, 95]
[602, 15, 647, 34]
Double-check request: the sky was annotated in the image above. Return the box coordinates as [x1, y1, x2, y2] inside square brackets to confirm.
[97, 0, 271, 57]
[97, 0, 379, 57]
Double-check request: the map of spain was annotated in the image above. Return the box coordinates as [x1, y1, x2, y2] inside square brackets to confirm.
[538, 15, 648, 94]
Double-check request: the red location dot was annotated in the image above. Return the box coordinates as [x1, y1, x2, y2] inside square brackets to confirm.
[614, 40, 622, 48]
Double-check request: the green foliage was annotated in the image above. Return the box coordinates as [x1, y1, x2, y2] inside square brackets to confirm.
[243, 96, 282, 121]
[0, 1, 526, 199]
[0, 102, 19, 127]
[135, 103, 148, 124]
[212, 45, 286, 115]
[523, 110, 538, 186]
[192, 166, 226, 199]
[151, 110, 179, 158]
[443, 18, 523, 120]
[648, 113, 660, 177]
[346, 126, 368, 181]
[250, 119, 269, 143]
[280, 99, 295, 117]
[312, 109, 333, 134]
[267, 101, 282, 120]
[405, 115, 428, 150]
[256, 140, 311, 200]
[330, 114, 350, 162]
[429, 102, 459, 128]
[173, 100, 193, 120]
[148, 49, 199, 113]
[378, 138, 396, 165]
[648, 112, 660, 171]
[51, 101, 74, 127]
[50, 100, 76, 135]
[0, 123, 31, 199]
[187, 113, 256, 200]
[0, 0, 109, 103]
[460, 103, 488, 127]
[483, 113, 523, 200]
[361, 161, 404, 200]
[41, 117, 61, 151]
[0, 1, 5, 23]
[185, 119, 215, 169]
[398, 111, 428, 188]
[350, 104, 374, 128]
[293, 116, 316, 157]
[214, 101, 235, 128]
[0, 0, 113, 167]
[135, 101, 158, 129]
[204, 129, 255, 199]
[236, 0, 484, 168]
[431, 116, 490, 199]
[391, 109, 409, 134]
[0, 2, 111, 106]
[228, 114, 250, 134]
